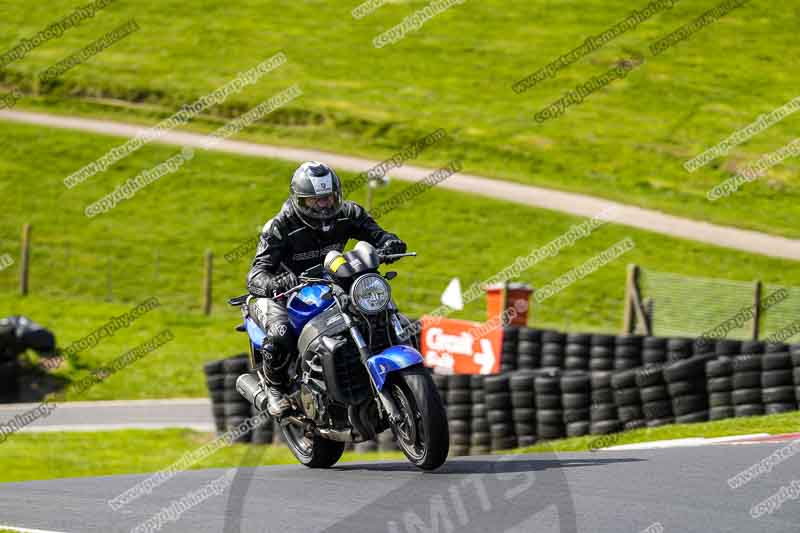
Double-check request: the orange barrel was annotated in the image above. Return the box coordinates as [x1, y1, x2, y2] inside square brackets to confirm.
[505, 283, 533, 325]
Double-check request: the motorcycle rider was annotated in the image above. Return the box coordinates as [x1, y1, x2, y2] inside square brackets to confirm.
[247, 161, 407, 417]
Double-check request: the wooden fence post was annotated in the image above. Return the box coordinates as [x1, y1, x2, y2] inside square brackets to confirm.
[203, 250, 213, 315]
[20, 223, 31, 296]
[622, 264, 638, 334]
[752, 280, 762, 341]
[367, 181, 375, 213]
[644, 297, 654, 331]
[622, 264, 652, 336]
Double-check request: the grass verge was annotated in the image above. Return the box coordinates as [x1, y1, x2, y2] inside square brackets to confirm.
[2, 411, 797, 484]
[0, 428, 404, 484]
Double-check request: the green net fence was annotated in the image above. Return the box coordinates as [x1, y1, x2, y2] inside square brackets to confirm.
[639, 267, 800, 342]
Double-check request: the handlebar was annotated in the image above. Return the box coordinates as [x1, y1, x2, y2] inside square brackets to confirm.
[272, 251, 417, 299]
[379, 252, 417, 262]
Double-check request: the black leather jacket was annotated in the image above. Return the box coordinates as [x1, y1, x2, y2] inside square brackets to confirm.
[247, 200, 400, 297]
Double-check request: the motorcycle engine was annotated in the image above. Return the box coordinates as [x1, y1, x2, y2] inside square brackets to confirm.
[299, 350, 329, 423]
[300, 385, 322, 420]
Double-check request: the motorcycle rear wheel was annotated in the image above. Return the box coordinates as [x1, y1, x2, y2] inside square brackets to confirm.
[388, 364, 449, 470]
[281, 422, 345, 468]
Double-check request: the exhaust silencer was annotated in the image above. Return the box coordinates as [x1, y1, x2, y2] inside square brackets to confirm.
[235, 372, 269, 412]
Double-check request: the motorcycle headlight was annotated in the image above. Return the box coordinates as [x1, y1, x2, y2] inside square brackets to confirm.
[350, 273, 391, 314]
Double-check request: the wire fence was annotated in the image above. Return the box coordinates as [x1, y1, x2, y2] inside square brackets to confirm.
[762, 282, 800, 343]
[639, 268, 800, 342]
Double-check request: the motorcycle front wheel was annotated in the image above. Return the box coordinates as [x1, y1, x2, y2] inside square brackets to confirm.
[387, 364, 449, 470]
[281, 421, 345, 468]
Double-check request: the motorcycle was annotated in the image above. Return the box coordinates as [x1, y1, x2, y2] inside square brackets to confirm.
[228, 241, 449, 470]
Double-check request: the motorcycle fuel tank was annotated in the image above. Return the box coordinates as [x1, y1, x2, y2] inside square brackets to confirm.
[287, 283, 335, 336]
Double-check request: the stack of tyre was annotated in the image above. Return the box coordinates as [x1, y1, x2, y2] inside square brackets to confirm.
[732, 352, 764, 418]
[589, 334, 614, 371]
[432, 373, 448, 403]
[469, 375, 490, 455]
[694, 338, 717, 358]
[501, 326, 519, 372]
[761, 347, 797, 415]
[564, 334, 590, 371]
[768, 342, 789, 354]
[611, 368, 645, 430]
[446, 374, 472, 456]
[203, 355, 258, 442]
[510, 371, 537, 446]
[0, 360, 16, 403]
[637, 365, 674, 426]
[665, 355, 712, 423]
[614, 335, 642, 370]
[485, 373, 516, 450]
[535, 372, 565, 439]
[666, 337, 693, 362]
[715, 339, 743, 359]
[517, 327, 541, 371]
[562, 372, 590, 436]
[589, 371, 621, 434]
[642, 337, 667, 366]
[541, 331, 565, 370]
[0, 319, 17, 402]
[793, 345, 800, 404]
[743, 340, 766, 358]
[706, 357, 735, 421]
[204, 359, 227, 434]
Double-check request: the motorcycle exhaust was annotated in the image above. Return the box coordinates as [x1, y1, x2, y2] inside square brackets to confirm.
[317, 428, 357, 442]
[235, 372, 269, 412]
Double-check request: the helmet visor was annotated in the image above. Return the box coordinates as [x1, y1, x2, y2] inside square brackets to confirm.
[296, 192, 342, 220]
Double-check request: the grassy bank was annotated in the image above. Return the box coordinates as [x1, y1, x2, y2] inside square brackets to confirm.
[0, 0, 797, 237]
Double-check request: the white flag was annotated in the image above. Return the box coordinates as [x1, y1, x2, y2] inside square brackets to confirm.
[440, 277, 463, 310]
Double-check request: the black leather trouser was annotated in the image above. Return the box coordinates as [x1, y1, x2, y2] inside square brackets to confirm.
[248, 298, 295, 386]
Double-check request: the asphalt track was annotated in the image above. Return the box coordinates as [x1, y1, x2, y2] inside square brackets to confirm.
[2, 109, 799, 261]
[0, 399, 214, 433]
[1, 443, 798, 532]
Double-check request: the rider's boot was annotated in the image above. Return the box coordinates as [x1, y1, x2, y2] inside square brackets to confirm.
[264, 381, 290, 417]
[262, 344, 291, 417]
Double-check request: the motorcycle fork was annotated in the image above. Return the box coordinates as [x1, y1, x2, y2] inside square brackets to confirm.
[335, 295, 404, 425]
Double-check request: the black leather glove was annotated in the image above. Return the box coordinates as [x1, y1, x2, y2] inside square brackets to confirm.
[380, 239, 407, 262]
[268, 271, 298, 297]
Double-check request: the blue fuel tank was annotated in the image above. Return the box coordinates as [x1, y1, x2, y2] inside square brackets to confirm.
[286, 283, 335, 336]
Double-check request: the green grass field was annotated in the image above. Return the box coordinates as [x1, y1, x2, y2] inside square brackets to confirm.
[1, 120, 799, 399]
[1, 0, 798, 238]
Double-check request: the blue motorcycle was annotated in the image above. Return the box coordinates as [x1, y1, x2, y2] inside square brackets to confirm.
[231, 241, 449, 470]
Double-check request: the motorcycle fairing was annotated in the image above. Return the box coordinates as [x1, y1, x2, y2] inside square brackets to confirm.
[366, 345, 424, 391]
